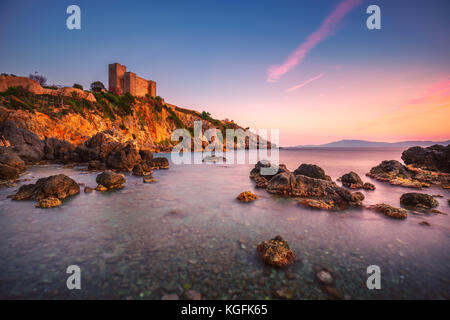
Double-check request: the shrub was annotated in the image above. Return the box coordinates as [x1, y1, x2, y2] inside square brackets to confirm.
[73, 83, 83, 90]
[90, 81, 106, 92]
[29, 72, 47, 86]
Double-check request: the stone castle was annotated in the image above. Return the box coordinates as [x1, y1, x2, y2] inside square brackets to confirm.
[108, 63, 156, 97]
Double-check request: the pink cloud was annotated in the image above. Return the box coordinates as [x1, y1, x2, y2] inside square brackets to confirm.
[408, 77, 450, 105]
[286, 74, 324, 92]
[267, 0, 362, 83]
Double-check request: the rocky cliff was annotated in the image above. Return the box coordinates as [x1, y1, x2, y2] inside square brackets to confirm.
[0, 75, 270, 152]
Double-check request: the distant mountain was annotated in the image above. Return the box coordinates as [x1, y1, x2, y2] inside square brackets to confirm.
[286, 139, 450, 149]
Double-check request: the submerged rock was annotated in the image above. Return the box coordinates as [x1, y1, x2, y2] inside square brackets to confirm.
[402, 144, 450, 173]
[143, 176, 156, 183]
[400, 192, 439, 209]
[13, 174, 79, 201]
[419, 221, 431, 226]
[316, 269, 334, 285]
[236, 191, 259, 203]
[363, 182, 376, 190]
[183, 290, 202, 300]
[132, 163, 153, 176]
[367, 203, 407, 219]
[161, 294, 179, 300]
[256, 235, 297, 267]
[84, 186, 94, 193]
[95, 171, 125, 190]
[36, 197, 62, 208]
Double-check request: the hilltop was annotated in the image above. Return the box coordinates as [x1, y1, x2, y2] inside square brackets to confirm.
[0, 75, 268, 152]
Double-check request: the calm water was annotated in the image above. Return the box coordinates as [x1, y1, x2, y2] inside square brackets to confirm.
[0, 148, 449, 299]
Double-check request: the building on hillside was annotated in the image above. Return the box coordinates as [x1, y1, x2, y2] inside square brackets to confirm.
[108, 63, 156, 97]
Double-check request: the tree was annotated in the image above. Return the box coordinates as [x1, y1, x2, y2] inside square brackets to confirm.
[29, 71, 47, 86]
[90, 81, 106, 92]
[73, 83, 83, 90]
[201, 111, 211, 120]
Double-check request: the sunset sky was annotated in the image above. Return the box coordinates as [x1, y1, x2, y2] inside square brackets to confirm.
[0, 0, 449, 146]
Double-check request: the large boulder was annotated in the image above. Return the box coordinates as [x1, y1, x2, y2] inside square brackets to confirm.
[341, 171, 363, 188]
[0, 120, 44, 163]
[367, 204, 407, 219]
[149, 157, 169, 169]
[0, 164, 20, 181]
[96, 171, 126, 190]
[44, 137, 75, 162]
[84, 130, 124, 159]
[106, 142, 141, 171]
[293, 164, 331, 181]
[402, 145, 450, 173]
[400, 192, 439, 209]
[13, 174, 80, 200]
[0, 148, 26, 181]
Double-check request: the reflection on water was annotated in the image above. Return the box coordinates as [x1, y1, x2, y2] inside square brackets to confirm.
[0, 148, 449, 299]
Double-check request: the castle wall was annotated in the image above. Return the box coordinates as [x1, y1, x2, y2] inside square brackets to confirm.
[108, 63, 126, 94]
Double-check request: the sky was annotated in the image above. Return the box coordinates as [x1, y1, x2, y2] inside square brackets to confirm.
[0, 0, 449, 146]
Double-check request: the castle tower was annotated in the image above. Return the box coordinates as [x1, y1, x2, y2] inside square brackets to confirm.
[108, 63, 126, 94]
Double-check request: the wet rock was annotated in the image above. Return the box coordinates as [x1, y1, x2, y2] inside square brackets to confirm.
[323, 286, 343, 300]
[0, 163, 20, 181]
[95, 184, 108, 191]
[316, 269, 334, 286]
[256, 235, 297, 267]
[88, 160, 106, 171]
[84, 186, 94, 193]
[400, 192, 439, 209]
[105, 142, 141, 171]
[419, 221, 431, 226]
[132, 163, 153, 176]
[402, 144, 450, 173]
[202, 155, 226, 163]
[43, 137, 75, 162]
[431, 194, 443, 198]
[143, 176, 156, 183]
[95, 171, 126, 190]
[183, 290, 202, 300]
[13, 174, 79, 201]
[139, 149, 154, 163]
[36, 197, 62, 208]
[251, 162, 363, 210]
[149, 157, 169, 169]
[341, 172, 363, 188]
[367, 203, 407, 219]
[161, 294, 179, 300]
[0, 120, 44, 163]
[250, 161, 288, 185]
[363, 182, 376, 190]
[237, 191, 259, 203]
[294, 163, 331, 181]
[0, 149, 26, 172]
[84, 130, 124, 159]
[367, 160, 431, 188]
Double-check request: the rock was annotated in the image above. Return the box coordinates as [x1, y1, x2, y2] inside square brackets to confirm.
[363, 182, 376, 190]
[402, 144, 450, 173]
[0, 149, 26, 172]
[106, 142, 141, 171]
[431, 194, 443, 198]
[84, 186, 94, 193]
[88, 160, 106, 171]
[149, 157, 169, 169]
[367, 160, 431, 188]
[316, 269, 334, 285]
[202, 155, 226, 163]
[183, 290, 202, 300]
[419, 221, 430, 226]
[250, 161, 288, 183]
[0, 163, 20, 181]
[95, 184, 108, 192]
[341, 172, 363, 188]
[323, 286, 343, 300]
[294, 163, 331, 181]
[251, 162, 363, 210]
[236, 191, 259, 203]
[274, 288, 294, 299]
[400, 193, 439, 209]
[143, 176, 156, 183]
[96, 171, 126, 190]
[13, 174, 79, 201]
[43, 137, 75, 162]
[84, 130, 124, 159]
[367, 203, 407, 219]
[36, 197, 62, 208]
[139, 149, 154, 162]
[0, 121, 44, 163]
[298, 199, 333, 210]
[132, 163, 153, 176]
[256, 235, 297, 267]
[161, 294, 179, 300]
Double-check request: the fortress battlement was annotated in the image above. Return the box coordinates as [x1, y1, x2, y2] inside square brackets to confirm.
[108, 63, 156, 97]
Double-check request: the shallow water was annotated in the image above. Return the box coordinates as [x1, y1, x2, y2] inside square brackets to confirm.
[0, 148, 449, 299]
